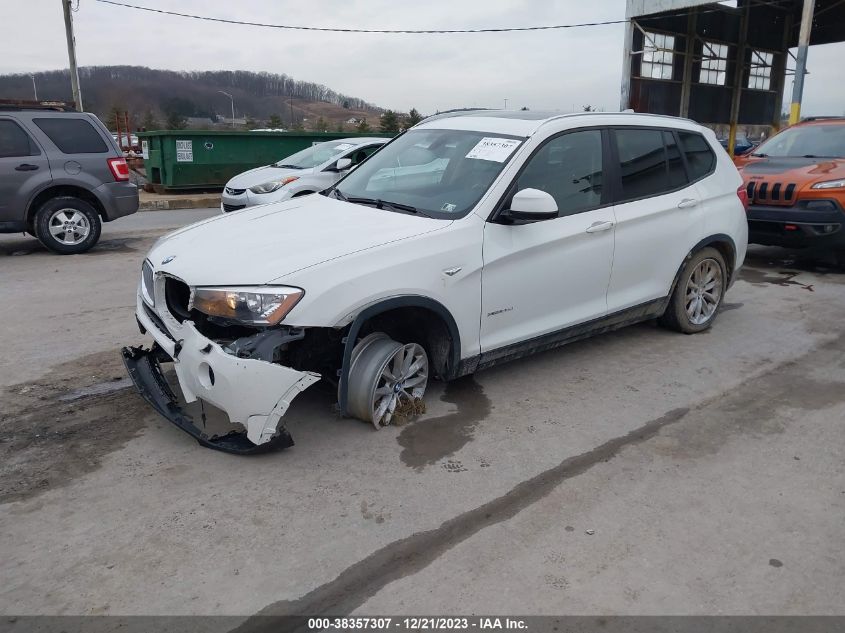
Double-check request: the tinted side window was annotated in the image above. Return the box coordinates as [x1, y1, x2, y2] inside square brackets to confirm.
[516, 130, 603, 217]
[349, 144, 381, 165]
[614, 128, 673, 201]
[0, 120, 39, 158]
[678, 131, 716, 181]
[33, 117, 108, 154]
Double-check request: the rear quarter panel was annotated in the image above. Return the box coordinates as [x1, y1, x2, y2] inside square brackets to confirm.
[698, 129, 748, 274]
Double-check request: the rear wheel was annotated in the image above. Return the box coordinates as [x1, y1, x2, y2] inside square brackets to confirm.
[659, 247, 727, 334]
[346, 333, 429, 428]
[33, 196, 101, 255]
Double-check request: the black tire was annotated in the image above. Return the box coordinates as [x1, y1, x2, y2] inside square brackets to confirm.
[658, 247, 727, 334]
[33, 196, 101, 255]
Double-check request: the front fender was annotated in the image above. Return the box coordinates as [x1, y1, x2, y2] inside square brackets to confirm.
[337, 295, 462, 416]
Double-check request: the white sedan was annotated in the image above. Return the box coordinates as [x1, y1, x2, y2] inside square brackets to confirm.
[220, 137, 387, 212]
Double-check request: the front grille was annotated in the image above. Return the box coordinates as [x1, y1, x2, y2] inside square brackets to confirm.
[746, 180, 798, 206]
[164, 277, 192, 323]
[223, 203, 246, 212]
[225, 187, 246, 196]
[143, 303, 175, 341]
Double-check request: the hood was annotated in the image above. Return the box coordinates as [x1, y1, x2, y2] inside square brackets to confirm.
[149, 194, 451, 285]
[736, 156, 845, 183]
[226, 165, 314, 189]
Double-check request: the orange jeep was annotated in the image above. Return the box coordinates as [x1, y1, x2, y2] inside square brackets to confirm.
[735, 117, 845, 266]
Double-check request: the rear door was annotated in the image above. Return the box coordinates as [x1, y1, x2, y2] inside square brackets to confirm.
[0, 117, 51, 228]
[605, 127, 704, 312]
[25, 113, 116, 191]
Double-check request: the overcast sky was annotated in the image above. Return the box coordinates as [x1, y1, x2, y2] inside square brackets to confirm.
[3, 0, 844, 116]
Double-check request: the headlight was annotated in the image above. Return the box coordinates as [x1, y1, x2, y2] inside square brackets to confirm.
[141, 260, 155, 306]
[811, 179, 845, 190]
[191, 286, 303, 325]
[249, 176, 299, 194]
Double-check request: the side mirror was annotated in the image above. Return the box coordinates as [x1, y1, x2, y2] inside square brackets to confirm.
[333, 157, 353, 172]
[505, 188, 558, 222]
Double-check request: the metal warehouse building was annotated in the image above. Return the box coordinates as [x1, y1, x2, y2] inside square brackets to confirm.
[620, 0, 845, 152]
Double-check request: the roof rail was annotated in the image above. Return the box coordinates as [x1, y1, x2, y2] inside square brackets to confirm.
[0, 99, 77, 112]
[801, 116, 845, 122]
[419, 108, 492, 124]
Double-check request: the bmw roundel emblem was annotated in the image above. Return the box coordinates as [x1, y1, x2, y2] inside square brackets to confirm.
[161, 255, 177, 265]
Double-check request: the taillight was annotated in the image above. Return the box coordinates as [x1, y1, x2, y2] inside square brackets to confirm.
[736, 185, 749, 212]
[107, 157, 130, 182]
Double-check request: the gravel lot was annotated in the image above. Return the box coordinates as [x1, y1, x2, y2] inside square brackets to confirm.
[1, 210, 843, 618]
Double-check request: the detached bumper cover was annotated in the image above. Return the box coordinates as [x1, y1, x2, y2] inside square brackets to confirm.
[126, 292, 320, 454]
[122, 345, 295, 454]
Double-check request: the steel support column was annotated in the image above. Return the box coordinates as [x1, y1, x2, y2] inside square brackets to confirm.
[620, 19, 635, 111]
[679, 9, 698, 118]
[789, 0, 817, 125]
[727, 2, 750, 158]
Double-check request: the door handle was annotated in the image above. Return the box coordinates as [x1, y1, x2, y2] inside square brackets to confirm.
[15, 164, 39, 172]
[585, 220, 614, 234]
[677, 198, 699, 209]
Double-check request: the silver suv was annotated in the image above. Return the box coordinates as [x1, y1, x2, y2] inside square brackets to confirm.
[0, 103, 139, 254]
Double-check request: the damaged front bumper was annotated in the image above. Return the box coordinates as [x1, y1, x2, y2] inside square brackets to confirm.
[123, 292, 320, 454]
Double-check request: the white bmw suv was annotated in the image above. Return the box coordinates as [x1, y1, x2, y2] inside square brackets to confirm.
[124, 110, 748, 454]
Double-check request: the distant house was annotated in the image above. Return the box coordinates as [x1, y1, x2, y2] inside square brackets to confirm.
[346, 117, 360, 125]
[218, 116, 247, 127]
[186, 117, 215, 128]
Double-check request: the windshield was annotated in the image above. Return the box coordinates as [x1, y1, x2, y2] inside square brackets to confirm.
[274, 140, 359, 169]
[754, 124, 845, 158]
[333, 129, 524, 218]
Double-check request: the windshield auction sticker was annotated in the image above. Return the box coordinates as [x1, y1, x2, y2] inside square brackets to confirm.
[465, 137, 520, 162]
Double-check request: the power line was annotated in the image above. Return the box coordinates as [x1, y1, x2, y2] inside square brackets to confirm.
[93, 0, 629, 34]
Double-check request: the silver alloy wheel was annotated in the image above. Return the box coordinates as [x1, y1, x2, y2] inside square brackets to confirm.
[685, 257, 723, 325]
[346, 333, 429, 429]
[48, 208, 91, 246]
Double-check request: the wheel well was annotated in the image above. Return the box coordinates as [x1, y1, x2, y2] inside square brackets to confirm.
[357, 306, 455, 379]
[704, 238, 736, 281]
[668, 235, 738, 298]
[27, 186, 105, 228]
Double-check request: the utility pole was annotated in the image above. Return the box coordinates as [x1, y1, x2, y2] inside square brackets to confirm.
[218, 90, 235, 128]
[30, 75, 38, 101]
[789, 0, 816, 125]
[61, 0, 83, 111]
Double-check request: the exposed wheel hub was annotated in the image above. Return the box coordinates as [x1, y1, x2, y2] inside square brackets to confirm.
[345, 333, 429, 429]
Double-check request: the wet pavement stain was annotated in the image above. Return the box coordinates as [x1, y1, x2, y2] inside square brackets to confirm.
[232, 406, 691, 628]
[0, 236, 140, 257]
[396, 377, 491, 471]
[82, 237, 140, 256]
[739, 268, 815, 291]
[0, 350, 150, 505]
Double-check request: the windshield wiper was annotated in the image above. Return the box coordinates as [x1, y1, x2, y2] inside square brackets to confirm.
[331, 188, 348, 201]
[750, 152, 768, 158]
[274, 163, 305, 169]
[345, 196, 432, 217]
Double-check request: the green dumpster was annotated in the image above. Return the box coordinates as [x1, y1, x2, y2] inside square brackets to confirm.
[138, 130, 393, 193]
